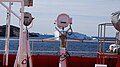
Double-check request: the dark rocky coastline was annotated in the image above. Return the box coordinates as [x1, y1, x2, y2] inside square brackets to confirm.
[0, 25, 40, 37]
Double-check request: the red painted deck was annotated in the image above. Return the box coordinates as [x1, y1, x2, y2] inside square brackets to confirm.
[0, 54, 118, 67]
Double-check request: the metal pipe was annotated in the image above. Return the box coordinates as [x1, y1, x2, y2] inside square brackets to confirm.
[103, 24, 106, 53]
[103, 24, 106, 64]
[100, 24, 103, 53]
[98, 24, 100, 52]
[18, 0, 24, 66]
[0, 2, 21, 20]
[0, 0, 21, 2]
[4, 2, 12, 66]
[99, 24, 103, 64]
[13, 0, 24, 67]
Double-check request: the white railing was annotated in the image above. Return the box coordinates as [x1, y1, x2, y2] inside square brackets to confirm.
[0, 38, 105, 56]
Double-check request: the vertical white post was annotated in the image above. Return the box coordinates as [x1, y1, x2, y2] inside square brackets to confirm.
[59, 34, 67, 67]
[15, 31, 28, 67]
[18, 0, 24, 66]
[59, 48, 67, 67]
[14, 0, 25, 67]
[4, 2, 11, 67]
[14, 31, 32, 67]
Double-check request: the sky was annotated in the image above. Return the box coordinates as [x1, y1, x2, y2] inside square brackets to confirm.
[0, 0, 120, 36]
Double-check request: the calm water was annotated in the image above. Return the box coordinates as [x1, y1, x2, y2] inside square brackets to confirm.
[0, 37, 111, 57]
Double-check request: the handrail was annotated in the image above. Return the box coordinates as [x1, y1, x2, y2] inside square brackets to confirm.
[0, 37, 115, 56]
[0, 50, 97, 55]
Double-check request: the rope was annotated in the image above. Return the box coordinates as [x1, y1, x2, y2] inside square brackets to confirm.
[26, 26, 29, 40]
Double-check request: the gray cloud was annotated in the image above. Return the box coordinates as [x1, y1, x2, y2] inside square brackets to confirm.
[0, 0, 120, 36]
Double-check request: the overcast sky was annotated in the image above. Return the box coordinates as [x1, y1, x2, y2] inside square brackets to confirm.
[0, 0, 120, 36]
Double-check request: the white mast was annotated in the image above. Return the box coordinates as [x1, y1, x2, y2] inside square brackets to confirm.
[0, 0, 33, 67]
[14, 0, 33, 67]
[14, 0, 24, 67]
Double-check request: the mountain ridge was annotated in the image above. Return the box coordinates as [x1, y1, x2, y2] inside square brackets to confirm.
[0, 25, 92, 40]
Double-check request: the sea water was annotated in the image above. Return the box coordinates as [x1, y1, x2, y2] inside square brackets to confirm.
[0, 37, 111, 57]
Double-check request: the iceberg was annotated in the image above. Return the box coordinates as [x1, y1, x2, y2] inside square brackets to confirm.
[67, 32, 92, 40]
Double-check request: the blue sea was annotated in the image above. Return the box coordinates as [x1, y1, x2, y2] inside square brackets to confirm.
[0, 37, 112, 57]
